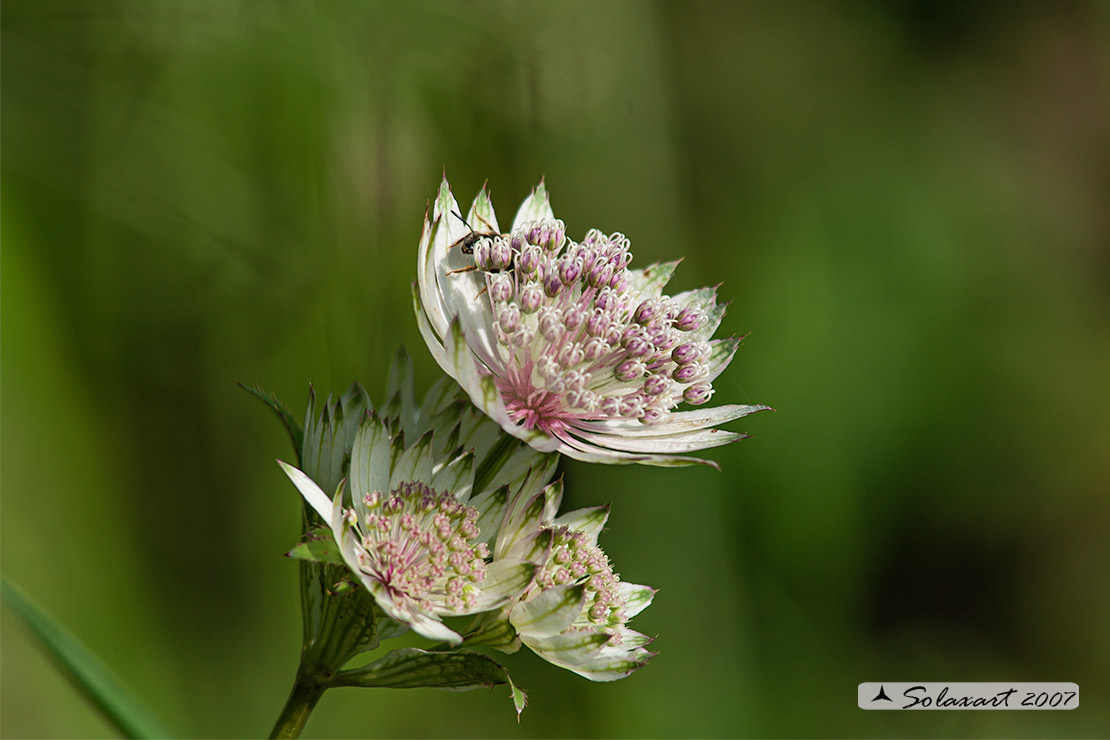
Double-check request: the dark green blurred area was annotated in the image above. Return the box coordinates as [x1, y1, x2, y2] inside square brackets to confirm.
[3, 1, 1109, 737]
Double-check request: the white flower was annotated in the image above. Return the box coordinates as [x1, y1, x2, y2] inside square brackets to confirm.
[469, 478, 656, 681]
[414, 175, 769, 467]
[280, 372, 559, 646]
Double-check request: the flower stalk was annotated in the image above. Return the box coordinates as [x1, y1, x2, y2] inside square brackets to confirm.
[269, 674, 325, 740]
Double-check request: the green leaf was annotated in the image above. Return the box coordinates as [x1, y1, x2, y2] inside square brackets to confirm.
[333, 647, 528, 718]
[236, 381, 304, 461]
[285, 526, 344, 565]
[1, 576, 171, 739]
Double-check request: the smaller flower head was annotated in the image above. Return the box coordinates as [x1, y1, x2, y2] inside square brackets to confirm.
[473, 480, 657, 681]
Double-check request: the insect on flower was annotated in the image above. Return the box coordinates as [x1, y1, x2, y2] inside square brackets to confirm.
[446, 209, 524, 280]
[448, 211, 503, 257]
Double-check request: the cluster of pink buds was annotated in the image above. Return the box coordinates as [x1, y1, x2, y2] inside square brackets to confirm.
[354, 481, 489, 612]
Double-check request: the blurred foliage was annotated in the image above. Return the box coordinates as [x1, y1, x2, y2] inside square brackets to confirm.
[3, 1, 1109, 737]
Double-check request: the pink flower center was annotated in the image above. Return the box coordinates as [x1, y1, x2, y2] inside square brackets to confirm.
[496, 376, 569, 436]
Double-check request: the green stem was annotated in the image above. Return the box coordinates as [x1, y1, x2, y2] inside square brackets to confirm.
[269, 562, 379, 738]
[269, 673, 325, 739]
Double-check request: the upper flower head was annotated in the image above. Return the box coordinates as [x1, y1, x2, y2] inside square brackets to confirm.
[414, 175, 769, 467]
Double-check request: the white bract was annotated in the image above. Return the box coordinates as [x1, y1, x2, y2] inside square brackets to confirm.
[281, 377, 558, 646]
[472, 478, 656, 681]
[414, 175, 769, 467]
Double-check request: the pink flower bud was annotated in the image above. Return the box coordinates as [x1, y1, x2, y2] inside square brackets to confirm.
[586, 310, 610, 337]
[672, 341, 705, 365]
[683, 382, 713, 405]
[564, 307, 585, 329]
[625, 336, 651, 357]
[544, 273, 563, 298]
[583, 336, 608, 361]
[558, 344, 585, 368]
[615, 359, 644, 381]
[473, 241, 492, 270]
[559, 257, 582, 285]
[490, 239, 513, 270]
[634, 299, 660, 325]
[517, 245, 542, 274]
[643, 374, 668, 396]
[540, 311, 563, 341]
[619, 393, 644, 418]
[676, 306, 706, 331]
[520, 283, 544, 313]
[672, 361, 704, 383]
[498, 304, 521, 333]
[595, 288, 617, 312]
[489, 274, 514, 303]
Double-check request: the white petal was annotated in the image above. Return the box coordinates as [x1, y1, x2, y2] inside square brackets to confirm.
[617, 582, 656, 619]
[521, 630, 610, 668]
[484, 444, 555, 494]
[626, 259, 681, 298]
[279, 461, 334, 523]
[350, 412, 392, 502]
[469, 484, 510, 546]
[509, 584, 586, 638]
[566, 426, 744, 454]
[548, 427, 651, 464]
[511, 179, 555, 231]
[669, 285, 718, 310]
[541, 478, 564, 522]
[553, 505, 609, 545]
[704, 337, 740, 383]
[551, 428, 716, 468]
[417, 206, 450, 340]
[562, 643, 654, 682]
[413, 285, 449, 368]
[467, 185, 501, 234]
[445, 320, 557, 452]
[615, 627, 654, 648]
[690, 301, 729, 344]
[430, 450, 474, 501]
[408, 612, 464, 645]
[506, 528, 553, 563]
[388, 429, 435, 490]
[471, 559, 536, 610]
[497, 487, 548, 558]
[569, 404, 770, 437]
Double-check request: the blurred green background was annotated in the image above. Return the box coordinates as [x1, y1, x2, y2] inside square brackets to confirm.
[3, 1, 1109, 737]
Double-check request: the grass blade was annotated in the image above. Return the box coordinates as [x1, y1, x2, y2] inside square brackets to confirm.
[1, 576, 171, 739]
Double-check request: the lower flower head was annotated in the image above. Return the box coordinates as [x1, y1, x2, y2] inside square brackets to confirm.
[280, 372, 558, 646]
[483, 480, 657, 682]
